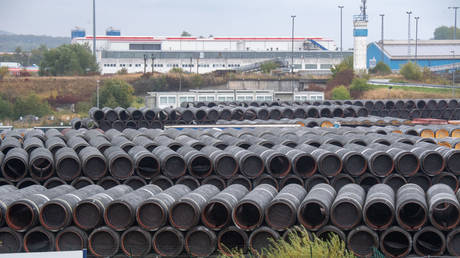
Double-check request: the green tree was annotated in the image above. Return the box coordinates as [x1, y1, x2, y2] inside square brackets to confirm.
[97, 79, 134, 108]
[181, 31, 192, 37]
[0, 96, 13, 119]
[434, 26, 460, 40]
[260, 61, 279, 74]
[331, 55, 353, 77]
[331, 85, 351, 100]
[0, 67, 8, 80]
[170, 67, 184, 73]
[369, 61, 392, 75]
[349, 78, 371, 92]
[400, 62, 422, 81]
[39, 44, 99, 76]
[191, 74, 203, 88]
[14, 94, 51, 118]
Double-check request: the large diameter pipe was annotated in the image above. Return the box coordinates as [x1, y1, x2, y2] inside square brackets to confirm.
[371, 143, 420, 177]
[248, 226, 280, 254]
[396, 183, 427, 231]
[232, 184, 278, 231]
[103, 146, 134, 180]
[229, 175, 253, 191]
[224, 146, 264, 179]
[298, 183, 336, 231]
[104, 184, 162, 231]
[427, 183, 460, 230]
[380, 226, 412, 258]
[265, 184, 306, 231]
[78, 146, 107, 180]
[23, 226, 55, 252]
[363, 184, 395, 230]
[88, 226, 120, 257]
[152, 226, 184, 256]
[185, 226, 217, 257]
[297, 144, 342, 177]
[320, 143, 367, 177]
[54, 147, 81, 182]
[392, 142, 444, 176]
[150, 175, 174, 190]
[39, 185, 104, 231]
[202, 184, 248, 230]
[29, 147, 55, 181]
[176, 146, 213, 178]
[272, 145, 317, 178]
[23, 137, 44, 153]
[73, 185, 133, 230]
[344, 143, 394, 177]
[71, 177, 94, 189]
[152, 146, 186, 179]
[169, 184, 220, 230]
[6, 185, 75, 232]
[136, 184, 191, 231]
[413, 226, 446, 256]
[0, 227, 22, 253]
[55, 226, 87, 251]
[330, 183, 365, 230]
[67, 136, 89, 154]
[248, 145, 291, 178]
[217, 226, 248, 256]
[447, 227, 460, 256]
[1, 148, 27, 182]
[347, 225, 379, 257]
[0, 185, 45, 226]
[128, 146, 160, 179]
[120, 226, 152, 257]
[200, 146, 238, 179]
[316, 225, 346, 242]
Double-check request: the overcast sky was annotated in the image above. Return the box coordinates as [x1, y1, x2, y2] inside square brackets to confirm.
[1, 0, 459, 49]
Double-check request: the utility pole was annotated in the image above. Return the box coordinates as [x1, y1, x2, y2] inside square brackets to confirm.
[338, 6, 344, 53]
[406, 11, 412, 57]
[380, 14, 384, 63]
[414, 17, 420, 64]
[92, 0, 96, 57]
[151, 54, 155, 73]
[452, 50, 456, 97]
[143, 54, 147, 74]
[291, 15, 296, 93]
[449, 7, 459, 40]
[96, 80, 100, 108]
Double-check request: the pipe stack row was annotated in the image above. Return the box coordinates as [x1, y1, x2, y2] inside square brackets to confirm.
[3, 182, 460, 257]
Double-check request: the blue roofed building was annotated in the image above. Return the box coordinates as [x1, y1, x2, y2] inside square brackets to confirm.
[367, 40, 460, 72]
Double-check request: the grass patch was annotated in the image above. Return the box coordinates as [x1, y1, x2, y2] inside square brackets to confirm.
[220, 226, 354, 258]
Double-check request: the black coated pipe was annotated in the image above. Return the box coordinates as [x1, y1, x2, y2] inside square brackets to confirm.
[71, 177, 94, 189]
[176, 146, 213, 178]
[0, 227, 22, 253]
[103, 146, 134, 180]
[1, 148, 27, 182]
[23, 226, 55, 252]
[150, 175, 174, 190]
[55, 226, 87, 251]
[413, 226, 446, 256]
[201, 175, 226, 190]
[347, 225, 379, 257]
[379, 226, 412, 258]
[304, 174, 330, 192]
[152, 146, 186, 179]
[29, 147, 54, 181]
[265, 184, 306, 231]
[54, 147, 81, 181]
[120, 226, 152, 256]
[297, 144, 342, 177]
[330, 183, 365, 230]
[228, 175, 253, 191]
[396, 183, 427, 231]
[88, 226, 120, 256]
[123, 176, 147, 190]
[363, 184, 395, 230]
[427, 183, 460, 230]
[97, 176, 120, 190]
[248, 226, 279, 254]
[73, 185, 133, 230]
[152, 226, 184, 256]
[185, 226, 217, 256]
[169, 184, 220, 231]
[176, 175, 200, 190]
[217, 226, 248, 255]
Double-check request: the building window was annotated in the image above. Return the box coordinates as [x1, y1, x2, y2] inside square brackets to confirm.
[207, 96, 215, 101]
[198, 96, 206, 101]
[265, 96, 273, 101]
[187, 97, 195, 102]
[179, 97, 187, 103]
[218, 96, 226, 101]
[305, 64, 317, 69]
[237, 96, 245, 101]
[245, 96, 253, 100]
[168, 97, 176, 104]
[320, 64, 332, 69]
[293, 64, 302, 69]
[160, 97, 167, 104]
[256, 96, 264, 101]
[226, 96, 234, 101]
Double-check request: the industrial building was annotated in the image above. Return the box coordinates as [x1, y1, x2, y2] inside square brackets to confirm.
[367, 40, 460, 71]
[145, 90, 324, 109]
[71, 29, 351, 75]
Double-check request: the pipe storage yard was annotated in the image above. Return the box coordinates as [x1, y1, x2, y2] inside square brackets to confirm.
[3, 100, 460, 256]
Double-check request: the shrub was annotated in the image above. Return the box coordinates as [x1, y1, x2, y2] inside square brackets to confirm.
[14, 94, 51, 118]
[260, 61, 279, 74]
[117, 68, 128, 75]
[75, 101, 92, 114]
[39, 44, 99, 76]
[0, 67, 8, 80]
[327, 69, 354, 88]
[220, 226, 354, 258]
[400, 62, 422, 81]
[350, 78, 371, 92]
[331, 55, 353, 77]
[96, 79, 134, 108]
[331, 86, 351, 100]
[370, 61, 391, 75]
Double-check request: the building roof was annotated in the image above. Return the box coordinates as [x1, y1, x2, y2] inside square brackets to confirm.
[77, 35, 332, 42]
[379, 40, 460, 59]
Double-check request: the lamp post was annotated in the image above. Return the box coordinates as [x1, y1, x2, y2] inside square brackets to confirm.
[415, 16, 420, 64]
[92, 0, 96, 57]
[452, 50, 456, 97]
[380, 14, 384, 63]
[291, 15, 296, 93]
[151, 54, 155, 73]
[96, 80, 100, 108]
[338, 6, 344, 53]
[406, 11, 412, 57]
[449, 7, 459, 39]
[143, 54, 147, 74]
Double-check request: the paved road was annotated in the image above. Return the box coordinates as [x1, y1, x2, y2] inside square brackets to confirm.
[368, 79, 459, 89]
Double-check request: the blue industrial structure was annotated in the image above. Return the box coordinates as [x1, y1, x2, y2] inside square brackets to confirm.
[71, 28, 85, 39]
[367, 40, 460, 72]
[106, 27, 121, 36]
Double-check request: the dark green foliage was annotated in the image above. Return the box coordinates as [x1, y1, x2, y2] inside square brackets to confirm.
[434, 26, 460, 40]
[39, 44, 99, 76]
[260, 61, 279, 74]
[350, 78, 371, 92]
[0, 96, 13, 119]
[96, 79, 134, 108]
[331, 56, 353, 77]
[75, 101, 92, 114]
[369, 61, 391, 75]
[400, 62, 422, 81]
[14, 94, 51, 118]
[331, 86, 351, 100]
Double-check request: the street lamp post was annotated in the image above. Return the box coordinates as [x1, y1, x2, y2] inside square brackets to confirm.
[415, 17, 420, 64]
[291, 15, 296, 93]
[151, 54, 155, 73]
[143, 54, 147, 74]
[96, 80, 100, 108]
[449, 7, 459, 40]
[338, 6, 344, 53]
[406, 11, 412, 57]
[380, 14, 384, 63]
[92, 0, 96, 57]
[452, 50, 456, 97]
